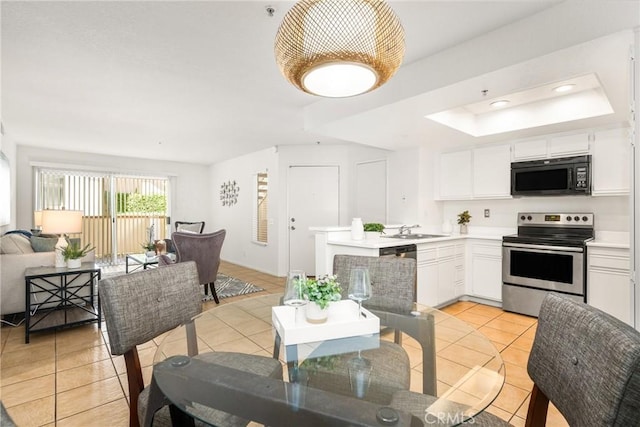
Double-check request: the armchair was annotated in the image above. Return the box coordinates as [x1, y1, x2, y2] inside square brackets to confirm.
[175, 221, 205, 234]
[171, 229, 226, 304]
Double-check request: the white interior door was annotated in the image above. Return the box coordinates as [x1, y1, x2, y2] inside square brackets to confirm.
[356, 160, 387, 223]
[288, 166, 339, 275]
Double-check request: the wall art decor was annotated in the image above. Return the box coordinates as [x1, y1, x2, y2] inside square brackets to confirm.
[220, 180, 239, 206]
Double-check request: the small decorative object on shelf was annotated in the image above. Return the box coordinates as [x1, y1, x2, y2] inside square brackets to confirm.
[59, 240, 94, 268]
[457, 210, 472, 234]
[363, 222, 385, 239]
[154, 239, 166, 255]
[220, 180, 240, 206]
[302, 275, 342, 324]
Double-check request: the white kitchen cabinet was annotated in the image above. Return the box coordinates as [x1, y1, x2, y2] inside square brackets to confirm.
[417, 241, 464, 307]
[548, 132, 590, 157]
[468, 240, 503, 301]
[472, 145, 512, 198]
[438, 151, 472, 200]
[592, 128, 630, 196]
[587, 246, 633, 325]
[512, 138, 547, 161]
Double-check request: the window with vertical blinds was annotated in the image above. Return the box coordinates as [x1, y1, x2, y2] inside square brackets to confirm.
[35, 168, 170, 264]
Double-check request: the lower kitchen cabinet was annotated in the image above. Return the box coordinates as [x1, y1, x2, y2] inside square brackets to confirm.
[417, 241, 464, 307]
[587, 246, 632, 325]
[468, 240, 503, 302]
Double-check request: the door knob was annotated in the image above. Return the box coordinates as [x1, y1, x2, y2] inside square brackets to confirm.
[290, 226, 296, 230]
[290, 218, 296, 222]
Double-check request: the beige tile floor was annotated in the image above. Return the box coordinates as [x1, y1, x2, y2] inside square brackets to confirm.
[1, 261, 569, 426]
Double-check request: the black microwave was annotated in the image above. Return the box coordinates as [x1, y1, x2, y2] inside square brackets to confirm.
[511, 155, 591, 196]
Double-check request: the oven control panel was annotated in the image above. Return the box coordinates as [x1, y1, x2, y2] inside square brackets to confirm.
[517, 212, 594, 226]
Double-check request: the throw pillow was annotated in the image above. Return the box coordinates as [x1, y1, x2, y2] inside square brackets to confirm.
[30, 235, 59, 252]
[177, 223, 202, 233]
[0, 233, 34, 254]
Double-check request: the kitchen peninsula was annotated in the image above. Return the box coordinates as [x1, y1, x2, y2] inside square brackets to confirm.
[313, 225, 510, 308]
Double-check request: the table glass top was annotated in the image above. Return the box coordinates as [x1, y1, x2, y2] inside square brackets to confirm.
[153, 294, 505, 426]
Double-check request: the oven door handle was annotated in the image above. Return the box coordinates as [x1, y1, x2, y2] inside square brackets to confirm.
[502, 242, 584, 253]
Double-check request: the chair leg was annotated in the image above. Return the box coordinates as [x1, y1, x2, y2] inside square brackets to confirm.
[525, 383, 549, 427]
[210, 282, 220, 304]
[203, 283, 209, 295]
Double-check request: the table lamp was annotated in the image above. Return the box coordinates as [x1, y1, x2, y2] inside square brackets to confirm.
[32, 210, 43, 235]
[41, 209, 83, 267]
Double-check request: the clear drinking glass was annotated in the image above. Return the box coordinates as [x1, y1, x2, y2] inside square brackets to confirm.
[284, 270, 307, 322]
[348, 267, 372, 319]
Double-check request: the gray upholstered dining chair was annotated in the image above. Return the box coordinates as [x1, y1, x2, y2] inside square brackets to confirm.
[1, 401, 16, 427]
[390, 292, 640, 426]
[300, 255, 431, 405]
[175, 221, 205, 233]
[100, 261, 282, 427]
[170, 229, 226, 303]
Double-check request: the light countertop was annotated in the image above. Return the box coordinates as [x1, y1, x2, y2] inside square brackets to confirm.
[587, 231, 630, 249]
[327, 233, 504, 249]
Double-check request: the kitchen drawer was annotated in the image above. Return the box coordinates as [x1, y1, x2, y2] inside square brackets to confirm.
[588, 253, 630, 271]
[471, 243, 502, 258]
[438, 245, 456, 259]
[418, 248, 438, 263]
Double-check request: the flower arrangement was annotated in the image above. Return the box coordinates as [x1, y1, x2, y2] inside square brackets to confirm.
[302, 275, 342, 309]
[457, 210, 472, 225]
[363, 223, 385, 233]
[59, 241, 95, 261]
[141, 241, 156, 252]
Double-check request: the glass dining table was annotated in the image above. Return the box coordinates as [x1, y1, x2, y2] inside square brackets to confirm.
[152, 294, 505, 426]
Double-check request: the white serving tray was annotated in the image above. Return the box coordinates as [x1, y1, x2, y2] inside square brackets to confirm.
[272, 299, 380, 346]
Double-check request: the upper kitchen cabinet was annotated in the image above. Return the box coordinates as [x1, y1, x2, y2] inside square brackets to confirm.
[512, 132, 590, 161]
[547, 132, 590, 157]
[512, 138, 547, 161]
[437, 146, 511, 200]
[472, 145, 511, 199]
[591, 128, 630, 196]
[438, 150, 472, 200]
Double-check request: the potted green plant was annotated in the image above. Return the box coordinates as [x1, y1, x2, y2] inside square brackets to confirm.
[59, 241, 95, 268]
[141, 242, 156, 257]
[363, 223, 385, 239]
[302, 275, 342, 323]
[457, 210, 472, 234]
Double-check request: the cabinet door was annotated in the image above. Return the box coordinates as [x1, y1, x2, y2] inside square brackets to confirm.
[470, 242, 502, 301]
[472, 145, 511, 198]
[592, 128, 630, 196]
[588, 270, 632, 325]
[417, 262, 438, 307]
[438, 257, 456, 305]
[548, 133, 590, 157]
[512, 139, 547, 161]
[439, 151, 472, 200]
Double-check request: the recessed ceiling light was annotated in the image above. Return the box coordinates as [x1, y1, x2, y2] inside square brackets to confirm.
[554, 84, 576, 93]
[490, 100, 510, 108]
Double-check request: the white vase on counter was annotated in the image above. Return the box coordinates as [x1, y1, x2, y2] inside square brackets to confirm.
[351, 218, 364, 240]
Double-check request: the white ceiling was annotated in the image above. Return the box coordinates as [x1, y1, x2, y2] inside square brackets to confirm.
[2, 1, 638, 165]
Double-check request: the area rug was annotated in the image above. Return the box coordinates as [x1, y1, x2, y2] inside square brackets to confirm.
[100, 265, 263, 300]
[206, 273, 264, 301]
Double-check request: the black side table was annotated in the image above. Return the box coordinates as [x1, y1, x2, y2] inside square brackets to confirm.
[24, 263, 101, 343]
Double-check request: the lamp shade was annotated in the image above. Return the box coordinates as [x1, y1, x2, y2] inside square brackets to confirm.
[41, 210, 83, 235]
[274, 0, 405, 98]
[33, 210, 43, 228]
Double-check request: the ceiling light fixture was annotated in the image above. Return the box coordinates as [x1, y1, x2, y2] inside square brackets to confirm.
[490, 100, 510, 108]
[553, 84, 576, 93]
[274, 0, 405, 98]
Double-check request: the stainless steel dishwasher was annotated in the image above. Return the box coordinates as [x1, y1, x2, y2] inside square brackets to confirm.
[379, 244, 418, 301]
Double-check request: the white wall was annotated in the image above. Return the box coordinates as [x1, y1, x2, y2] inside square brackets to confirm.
[14, 145, 211, 234]
[0, 131, 18, 234]
[209, 147, 279, 275]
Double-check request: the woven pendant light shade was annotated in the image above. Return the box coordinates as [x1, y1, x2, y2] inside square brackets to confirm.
[274, 0, 405, 98]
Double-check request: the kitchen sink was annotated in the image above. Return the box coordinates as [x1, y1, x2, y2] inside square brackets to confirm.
[382, 233, 447, 240]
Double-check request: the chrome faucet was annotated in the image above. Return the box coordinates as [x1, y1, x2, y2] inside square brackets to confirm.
[399, 224, 420, 235]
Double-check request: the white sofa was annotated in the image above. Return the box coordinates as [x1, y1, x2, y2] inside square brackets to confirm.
[1, 233, 95, 316]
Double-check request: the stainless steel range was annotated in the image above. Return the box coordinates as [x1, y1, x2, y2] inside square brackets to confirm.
[502, 212, 594, 317]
